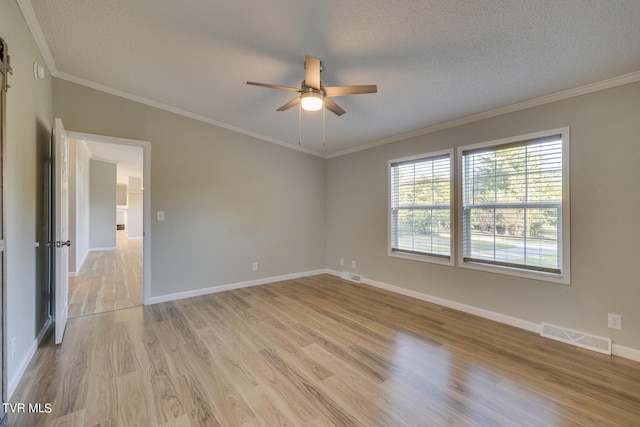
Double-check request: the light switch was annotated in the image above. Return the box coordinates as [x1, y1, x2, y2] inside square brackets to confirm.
[157, 211, 165, 221]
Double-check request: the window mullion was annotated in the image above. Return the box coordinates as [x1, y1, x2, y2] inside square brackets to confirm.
[412, 164, 417, 251]
[431, 161, 435, 253]
[524, 146, 529, 264]
[493, 154, 497, 260]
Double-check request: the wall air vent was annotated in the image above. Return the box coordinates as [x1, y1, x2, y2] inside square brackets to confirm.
[541, 323, 611, 355]
[340, 271, 361, 283]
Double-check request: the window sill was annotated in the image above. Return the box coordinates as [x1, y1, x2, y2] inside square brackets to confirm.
[459, 259, 570, 285]
[389, 250, 454, 266]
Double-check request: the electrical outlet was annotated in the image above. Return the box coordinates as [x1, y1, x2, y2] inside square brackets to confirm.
[351, 260, 357, 269]
[340, 258, 344, 266]
[252, 262, 258, 271]
[608, 313, 622, 330]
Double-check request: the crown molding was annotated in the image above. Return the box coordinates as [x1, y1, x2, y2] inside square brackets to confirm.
[54, 70, 325, 158]
[326, 70, 640, 159]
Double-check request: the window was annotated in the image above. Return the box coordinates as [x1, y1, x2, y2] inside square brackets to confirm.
[389, 150, 453, 265]
[458, 128, 570, 283]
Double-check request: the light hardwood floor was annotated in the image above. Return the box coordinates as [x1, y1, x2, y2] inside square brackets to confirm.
[9, 275, 640, 426]
[68, 232, 143, 318]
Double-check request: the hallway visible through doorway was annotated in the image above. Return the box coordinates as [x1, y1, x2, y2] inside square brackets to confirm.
[68, 232, 142, 317]
[66, 132, 150, 318]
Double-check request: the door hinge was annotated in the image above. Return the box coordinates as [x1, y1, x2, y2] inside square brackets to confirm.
[0, 38, 13, 92]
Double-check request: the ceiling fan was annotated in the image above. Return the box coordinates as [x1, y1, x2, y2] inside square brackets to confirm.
[247, 56, 377, 116]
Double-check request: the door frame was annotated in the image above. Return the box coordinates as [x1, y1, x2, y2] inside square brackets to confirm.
[67, 131, 152, 305]
[0, 37, 10, 424]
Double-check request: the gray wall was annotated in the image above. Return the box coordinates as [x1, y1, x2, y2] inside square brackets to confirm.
[89, 160, 117, 249]
[53, 78, 327, 298]
[1, 0, 54, 394]
[127, 177, 143, 239]
[326, 81, 640, 350]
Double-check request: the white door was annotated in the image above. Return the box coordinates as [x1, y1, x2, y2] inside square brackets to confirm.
[53, 118, 69, 344]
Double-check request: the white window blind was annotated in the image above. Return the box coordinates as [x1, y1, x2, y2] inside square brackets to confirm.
[461, 135, 563, 274]
[390, 153, 451, 260]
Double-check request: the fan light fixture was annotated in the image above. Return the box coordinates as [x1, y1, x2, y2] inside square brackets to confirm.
[247, 55, 377, 117]
[300, 91, 323, 111]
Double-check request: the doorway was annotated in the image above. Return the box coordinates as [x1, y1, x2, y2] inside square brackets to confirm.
[66, 132, 150, 317]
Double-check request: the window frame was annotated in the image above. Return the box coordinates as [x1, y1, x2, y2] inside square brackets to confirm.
[388, 149, 455, 266]
[456, 128, 571, 284]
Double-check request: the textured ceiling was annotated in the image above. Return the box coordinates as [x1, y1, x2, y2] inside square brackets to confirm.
[25, 0, 640, 156]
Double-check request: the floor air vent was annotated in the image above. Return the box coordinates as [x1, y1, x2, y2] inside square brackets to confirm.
[541, 323, 611, 355]
[340, 271, 361, 283]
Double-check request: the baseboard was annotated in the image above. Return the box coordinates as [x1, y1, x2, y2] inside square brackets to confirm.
[149, 269, 327, 305]
[89, 246, 117, 252]
[359, 273, 539, 333]
[69, 271, 77, 277]
[612, 344, 640, 362]
[76, 248, 88, 273]
[326, 270, 640, 363]
[7, 316, 52, 399]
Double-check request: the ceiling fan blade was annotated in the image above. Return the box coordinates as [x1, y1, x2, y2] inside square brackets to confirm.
[324, 98, 346, 116]
[247, 81, 301, 92]
[324, 85, 378, 97]
[276, 97, 301, 111]
[304, 56, 321, 90]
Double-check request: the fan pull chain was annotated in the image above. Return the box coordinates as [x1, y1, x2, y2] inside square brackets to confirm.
[298, 102, 302, 145]
[323, 103, 326, 149]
